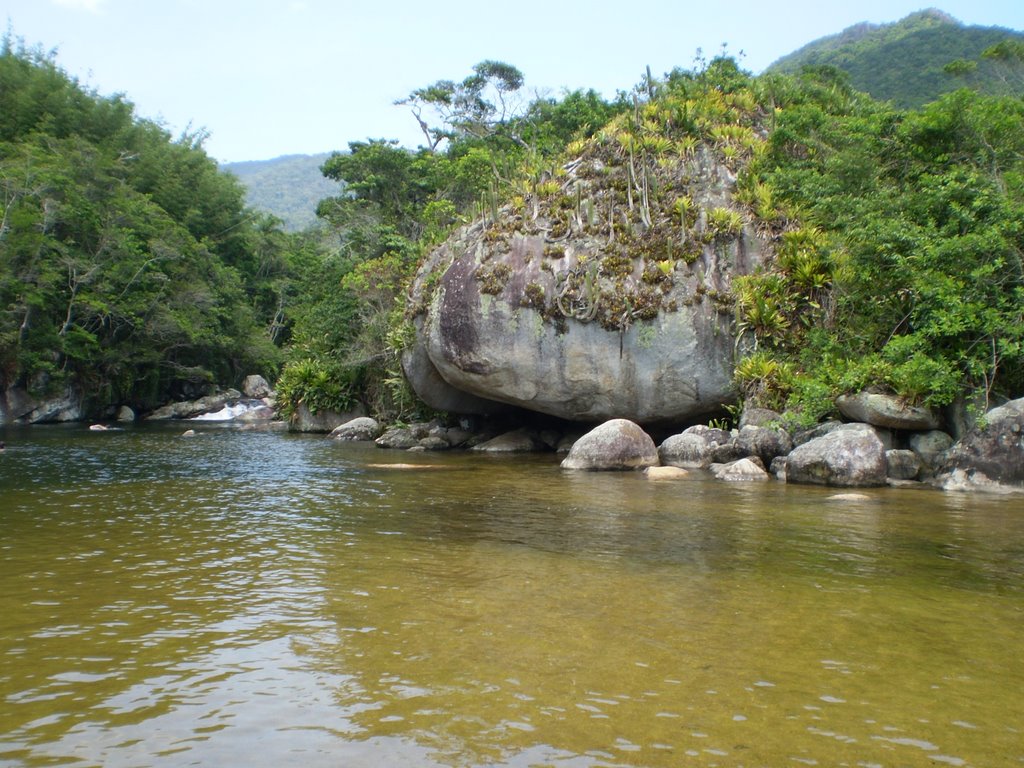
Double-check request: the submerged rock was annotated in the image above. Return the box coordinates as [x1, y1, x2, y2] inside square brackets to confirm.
[561, 419, 659, 471]
[710, 457, 769, 482]
[645, 466, 690, 480]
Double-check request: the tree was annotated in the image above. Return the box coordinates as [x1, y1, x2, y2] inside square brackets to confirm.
[396, 60, 526, 151]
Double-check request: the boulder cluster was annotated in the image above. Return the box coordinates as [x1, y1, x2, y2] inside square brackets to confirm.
[326, 392, 1024, 494]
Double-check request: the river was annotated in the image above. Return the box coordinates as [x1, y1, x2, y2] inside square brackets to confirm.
[1, 423, 1022, 767]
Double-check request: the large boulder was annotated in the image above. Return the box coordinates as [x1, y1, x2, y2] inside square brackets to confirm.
[561, 419, 659, 471]
[836, 391, 941, 431]
[786, 423, 888, 487]
[937, 398, 1024, 491]
[288, 402, 365, 433]
[403, 146, 768, 423]
[242, 374, 272, 399]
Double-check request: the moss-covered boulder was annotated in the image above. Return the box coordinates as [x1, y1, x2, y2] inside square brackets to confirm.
[404, 140, 769, 423]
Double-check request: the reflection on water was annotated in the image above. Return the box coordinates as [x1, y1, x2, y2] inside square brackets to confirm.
[1, 423, 1023, 767]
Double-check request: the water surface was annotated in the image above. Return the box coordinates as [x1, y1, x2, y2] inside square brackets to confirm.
[1, 424, 1022, 767]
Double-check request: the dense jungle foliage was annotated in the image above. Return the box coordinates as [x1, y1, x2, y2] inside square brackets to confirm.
[2, 32, 1022, 425]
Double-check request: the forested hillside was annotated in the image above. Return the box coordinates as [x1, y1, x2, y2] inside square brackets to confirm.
[0, 38, 288, 412]
[222, 154, 342, 231]
[768, 9, 1024, 107]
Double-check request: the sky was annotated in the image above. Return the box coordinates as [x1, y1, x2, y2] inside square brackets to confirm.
[6, 0, 1024, 163]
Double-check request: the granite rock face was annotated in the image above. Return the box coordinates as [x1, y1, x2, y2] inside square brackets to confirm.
[403, 147, 768, 424]
[1, 386, 84, 424]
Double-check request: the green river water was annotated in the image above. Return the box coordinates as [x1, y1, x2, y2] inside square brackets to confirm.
[0, 423, 1022, 767]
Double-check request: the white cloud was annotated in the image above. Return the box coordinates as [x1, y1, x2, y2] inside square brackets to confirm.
[51, 0, 106, 13]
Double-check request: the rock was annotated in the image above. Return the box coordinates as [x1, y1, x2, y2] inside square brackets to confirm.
[793, 420, 843, 447]
[471, 428, 546, 453]
[827, 493, 872, 502]
[786, 423, 888, 487]
[710, 457, 770, 481]
[330, 417, 383, 442]
[242, 374, 272, 399]
[659, 433, 713, 468]
[418, 436, 453, 451]
[4, 386, 85, 424]
[658, 425, 733, 469]
[403, 148, 768, 423]
[944, 390, 992, 440]
[937, 398, 1024, 491]
[556, 433, 582, 453]
[737, 424, 793, 467]
[886, 449, 921, 481]
[739, 407, 781, 429]
[437, 426, 474, 448]
[401, 338, 508, 415]
[769, 455, 788, 481]
[288, 402, 365, 433]
[148, 390, 242, 420]
[116, 406, 136, 423]
[561, 419, 659, 471]
[236, 405, 276, 422]
[685, 424, 733, 444]
[836, 391, 941, 431]
[537, 429, 562, 451]
[376, 426, 421, 450]
[645, 466, 690, 480]
[909, 430, 954, 469]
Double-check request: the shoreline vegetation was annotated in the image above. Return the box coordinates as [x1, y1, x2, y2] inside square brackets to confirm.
[2, 14, 1023, 492]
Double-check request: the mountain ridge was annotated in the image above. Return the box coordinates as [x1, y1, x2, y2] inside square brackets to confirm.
[768, 9, 1024, 107]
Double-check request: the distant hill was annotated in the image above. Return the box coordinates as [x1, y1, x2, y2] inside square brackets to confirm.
[221, 153, 343, 231]
[768, 9, 1024, 108]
